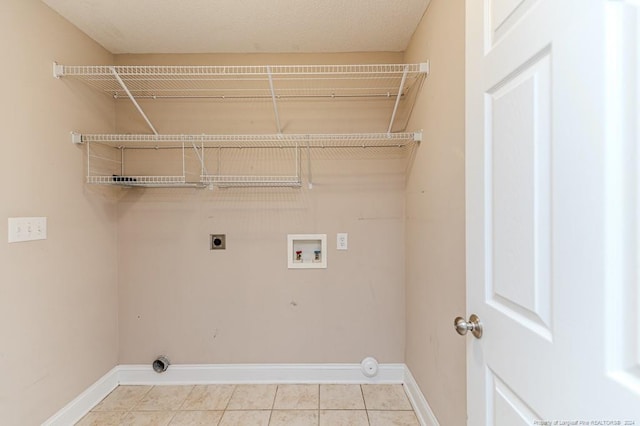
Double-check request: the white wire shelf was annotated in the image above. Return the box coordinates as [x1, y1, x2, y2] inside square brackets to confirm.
[86, 174, 301, 188]
[81, 132, 419, 188]
[54, 63, 428, 100]
[76, 132, 421, 149]
[87, 175, 206, 188]
[201, 175, 302, 188]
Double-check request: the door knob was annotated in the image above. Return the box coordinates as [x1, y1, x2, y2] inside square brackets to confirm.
[454, 314, 483, 339]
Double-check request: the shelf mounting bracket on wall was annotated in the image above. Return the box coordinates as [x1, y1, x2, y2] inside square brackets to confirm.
[110, 66, 159, 136]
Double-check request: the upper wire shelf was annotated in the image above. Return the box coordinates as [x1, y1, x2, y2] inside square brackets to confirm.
[54, 63, 429, 100]
[77, 132, 421, 149]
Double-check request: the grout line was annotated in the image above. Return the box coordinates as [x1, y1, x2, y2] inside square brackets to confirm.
[360, 385, 372, 425]
[360, 384, 368, 410]
[127, 384, 151, 416]
[270, 384, 278, 410]
[177, 384, 196, 410]
[267, 384, 278, 425]
[317, 383, 321, 426]
[215, 393, 224, 426]
[223, 384, 236, 411]
[166, 410, 178, 425]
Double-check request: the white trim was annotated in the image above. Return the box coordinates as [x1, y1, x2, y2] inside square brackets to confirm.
[42, 366, 119, 426]
[117, 363, 406, 385]
[403, 367, 440, 426]
[43, 363, 437, 426]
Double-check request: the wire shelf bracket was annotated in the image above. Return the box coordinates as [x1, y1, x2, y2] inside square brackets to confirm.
[387, 65, 409, 135]
[266, 65, 283, 134]
[110, 66, 158, 135]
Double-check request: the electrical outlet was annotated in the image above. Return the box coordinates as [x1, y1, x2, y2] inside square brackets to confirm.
[8, 217, 47, 243]
[210, 234, 226, 250]
[337, 233, 348, 250]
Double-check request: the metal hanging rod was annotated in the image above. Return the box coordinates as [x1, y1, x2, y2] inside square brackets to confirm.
[106, 144, 415, 151]
[109, 93, 405, 100]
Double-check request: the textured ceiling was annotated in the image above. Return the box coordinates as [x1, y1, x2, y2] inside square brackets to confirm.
[42, 0, 431, 54]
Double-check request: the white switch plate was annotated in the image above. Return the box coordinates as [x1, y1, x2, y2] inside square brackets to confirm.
[8, 217, 47, 243]
[337, 233, 348, 250]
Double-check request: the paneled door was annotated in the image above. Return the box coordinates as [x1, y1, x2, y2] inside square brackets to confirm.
[465, 0, 640, 423]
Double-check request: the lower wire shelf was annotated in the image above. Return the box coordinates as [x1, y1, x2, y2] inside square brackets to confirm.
[201, 175, 302, 188]
[87, 175, 205, 188]
[87, 175, 301, 188]
[81, 132, 421, 189]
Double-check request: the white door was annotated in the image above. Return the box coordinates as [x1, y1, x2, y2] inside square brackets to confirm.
[465, 0, 640, 424]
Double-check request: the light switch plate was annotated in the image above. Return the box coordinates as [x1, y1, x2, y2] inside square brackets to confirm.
[8, 217, 47, 243]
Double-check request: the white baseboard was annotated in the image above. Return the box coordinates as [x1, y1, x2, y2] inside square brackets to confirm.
[43, 363, 438, 426]
[42, 366, 119, 426]
[117, 362, 406, 385]
[403, 367, 440, 426]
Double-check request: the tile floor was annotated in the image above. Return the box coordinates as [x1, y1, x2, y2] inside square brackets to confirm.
[76, 383, 420, 425]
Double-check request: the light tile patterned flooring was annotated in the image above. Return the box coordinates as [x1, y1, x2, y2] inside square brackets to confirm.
[76, 383, 420, 425]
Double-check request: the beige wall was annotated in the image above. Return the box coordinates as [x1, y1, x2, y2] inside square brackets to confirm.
[0, 1, 118, 424]
[114, 52, 410, 364]
[404, 1, 467, 425]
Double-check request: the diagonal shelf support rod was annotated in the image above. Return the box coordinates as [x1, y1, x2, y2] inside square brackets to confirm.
[387, 65, 409, 135]
[295, 140, 301, 186]
[182, 142, 186, 180]
[307, 135, 313, 189]
[266, 66, 283, 134]
[190, 139, 209, 176]
[110, 66, 158, 136]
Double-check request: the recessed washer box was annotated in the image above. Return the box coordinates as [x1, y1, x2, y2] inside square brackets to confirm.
[288, 234, 327, 269]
